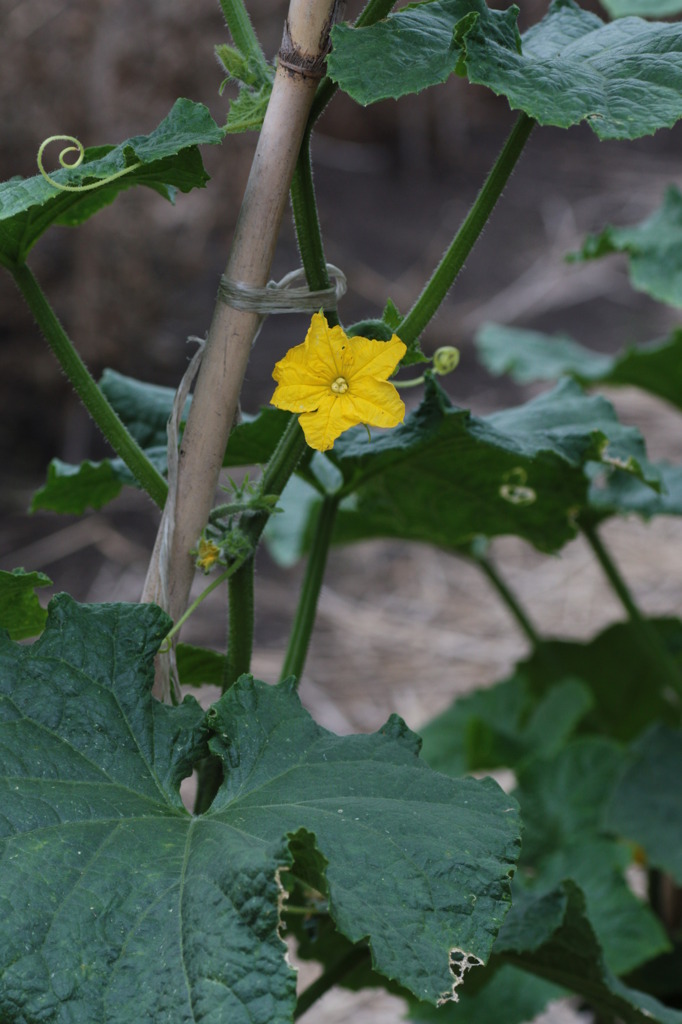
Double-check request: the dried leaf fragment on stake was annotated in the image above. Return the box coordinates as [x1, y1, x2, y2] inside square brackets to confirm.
[271, 312, 407, 451]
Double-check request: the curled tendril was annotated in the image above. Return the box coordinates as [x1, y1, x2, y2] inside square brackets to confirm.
[432, 346, 460, 376]
[499, 467, 537, 506]
[37, 134, 142, 193]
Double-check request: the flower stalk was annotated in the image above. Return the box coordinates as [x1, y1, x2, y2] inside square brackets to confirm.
[280, 493, 340, 683]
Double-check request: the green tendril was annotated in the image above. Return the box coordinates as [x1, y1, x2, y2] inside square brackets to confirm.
[37, 135, 142, 193]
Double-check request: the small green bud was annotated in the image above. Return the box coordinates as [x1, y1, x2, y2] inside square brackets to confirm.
[432, 346, 460, 376]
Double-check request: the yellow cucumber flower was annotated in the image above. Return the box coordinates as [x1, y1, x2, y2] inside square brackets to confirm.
[270, 312, 407, 451]
[196, 537, 221, 572]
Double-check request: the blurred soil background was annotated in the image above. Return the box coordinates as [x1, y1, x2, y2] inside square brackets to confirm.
[3, 0, 682, 1020]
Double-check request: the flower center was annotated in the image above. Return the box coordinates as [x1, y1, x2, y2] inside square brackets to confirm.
[330, 376, 349, 394]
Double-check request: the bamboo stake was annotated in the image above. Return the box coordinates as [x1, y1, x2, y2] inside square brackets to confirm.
[142, 0, 339, 643]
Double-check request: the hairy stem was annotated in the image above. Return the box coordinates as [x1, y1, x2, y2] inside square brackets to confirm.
[224, 557, 255, 690]
[221, 416, 306, 688]
[12, 263, 167, 509]
[280, 493, 340, 682]
[397, 112, 535, 347]
[290, 0, 398, 317]
[473, 551, 542, 649]
[581, 519, 682, 697]
[217, 0, 266, 67]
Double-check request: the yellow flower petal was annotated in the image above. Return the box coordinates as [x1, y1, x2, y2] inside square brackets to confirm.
[270, 313, 407, 450]
[339, 333, 407, 381]
[346, 377, 406, 427]
[271, 380, 329, 413]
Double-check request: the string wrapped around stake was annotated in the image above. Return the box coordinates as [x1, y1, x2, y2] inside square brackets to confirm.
[218, 264, 346, 317]
[148, 263, 345, 702]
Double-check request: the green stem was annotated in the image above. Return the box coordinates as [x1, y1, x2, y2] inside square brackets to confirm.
[397, 112, 535, 347]
[217, 0, 266, 67]
[581, 518, 682, 697]
[242, 415, 307, 537]
[289, 0, 399, 325]
[221, 415, 307, 687]
[224, 555, 255, 690]
[290, 135, 336, 322]
[12, 263, 168, 509]
[280, 493, 340, 682]
[474, 553, 542, 649]
[294, 945, 370, 1020]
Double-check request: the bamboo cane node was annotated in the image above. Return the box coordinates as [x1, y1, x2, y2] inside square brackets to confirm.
[218, 264, 346, 315]
[277, 54, 327, 78]
[278, 19, 331, 79]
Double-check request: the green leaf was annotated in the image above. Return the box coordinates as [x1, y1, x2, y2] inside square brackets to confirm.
[497, 881, 682, 1024]
[514, 739, 669, 974]
[0, 568, 52, 640]
[0, 597, 521, 1020]
[519, 619, 682, 742]
[463, 0, 682, 140]
[206, 685, 520, 1004]
[588, 460, 682, 520]
[30, 377, 288, 515]
[223, 407, 290, 466]
[572, 186, 682, 306]
[476, 323, 682, 411]
[30, 458, 124, 514]
[606, 724, 682, 885]
[601, 1, 682, 17]
[328, 0, 519, 106]
[0, 99, 223, 269]
[330, 0, 682, 140]
[406, 964, 564, 1023]
[175, 642, 227, 688]
[325, 377, 656, 555]
[263, 475, 320, 566]
[99, 369, 190, 449]
[225, 82, 273, 133]
[419, 676, 593, 776]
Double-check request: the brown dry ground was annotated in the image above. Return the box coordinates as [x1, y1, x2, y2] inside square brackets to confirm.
[4, 0, 682, 1020]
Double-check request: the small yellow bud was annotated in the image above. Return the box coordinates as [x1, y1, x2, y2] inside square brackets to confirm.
[196, 538, 221, 572]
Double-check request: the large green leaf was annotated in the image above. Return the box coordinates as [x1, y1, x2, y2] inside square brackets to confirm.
[419, 675, 593, 777]
[30, 458, 127, 515]
[0, 568, 51, 640]
[324, 377, 656, 555]
[0, 596, 520, 1022]
[606, 724, 682, 884]
[422, 618, 682, 779]
[101, 370, 289, 463]
[518, 619, 682, 742]
[497, 881, 682, 1024]
[601, 1, 682, 17]
[99, 369, 190, 449]
[476, 323, 682, 411]
[30, 369, 289, 514]
[573, 186, 682, 306]
[330, 0, 682, 139]
[406, 964, 564, 1023]
[588, 460, 682, 520]
[328, 0, 519, 105]
[0, 99, 223, 269]
[514, 739, 669, 974]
